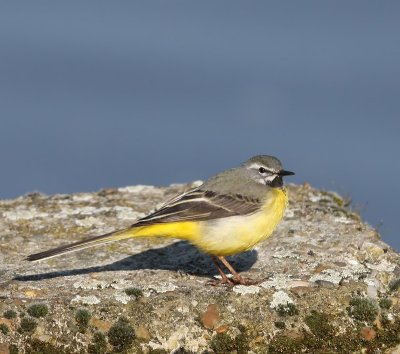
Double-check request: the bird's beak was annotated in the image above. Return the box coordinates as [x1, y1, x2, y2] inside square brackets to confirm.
[278, 170, 295, 176]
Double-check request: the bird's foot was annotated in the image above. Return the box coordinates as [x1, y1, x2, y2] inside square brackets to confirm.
[206, 275, 263, 287]
[206, 278, 234, 287]
[232, 276, 263, 286]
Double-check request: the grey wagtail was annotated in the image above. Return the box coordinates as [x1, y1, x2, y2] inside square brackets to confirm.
[27, 155, 294, 286]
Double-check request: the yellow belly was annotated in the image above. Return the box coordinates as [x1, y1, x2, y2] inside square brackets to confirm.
[193, 188, 288, 256]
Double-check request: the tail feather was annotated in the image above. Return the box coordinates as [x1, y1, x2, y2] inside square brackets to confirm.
[26, 228, 134, 261]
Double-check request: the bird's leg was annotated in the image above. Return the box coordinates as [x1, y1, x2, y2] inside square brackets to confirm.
[207, 256, 235, 286]
[218, 256, 246, 284]
[218, 256, 260, 286]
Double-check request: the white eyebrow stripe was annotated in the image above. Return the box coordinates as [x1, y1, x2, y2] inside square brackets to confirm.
[247, 163, 263, 169]
[246, 163, 277, 173]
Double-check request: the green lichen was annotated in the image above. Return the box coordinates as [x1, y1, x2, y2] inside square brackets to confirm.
[9, 344, 19, 354]
[3, 309, 17, 319]
[276, 303, 299, 317]
[0, 323, 9, 334]
[88, 331, 107, 354]
[304, 311, 334, 338]
[75, 309, 91, 333]
[27, 303, 48, 318]
[347, 297, 378, 322]
[389, 278, 400, 292]
[268, 308, 400, 354]
[274, 321, 286, 329]
[18, 317, 37, 333]
[268, 335, 303, 354]
[107, 316, 135, 352]
[320, 190, 345, 207]
[147, 349, 169, 354]
[210, 328, 250, 354]
[24, 339, 71, 354]
[375, 319, 400, 348]
[125, 287, 144, 298]
[379, 298, 392, 310]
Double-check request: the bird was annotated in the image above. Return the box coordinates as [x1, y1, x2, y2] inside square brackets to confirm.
[27, 155, 294, 286]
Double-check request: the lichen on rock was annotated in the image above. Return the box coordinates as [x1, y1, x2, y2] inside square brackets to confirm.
[0, 183, 399, 353]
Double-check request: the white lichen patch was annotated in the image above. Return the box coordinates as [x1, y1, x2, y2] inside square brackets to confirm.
[233, 285, 260, 295]
[109, 279, 132, 290]
[148, 326, 207, 353]
[364, 277, 380, 298]
[118, 185, 157, 193]
[270, 290, 294, 309]
[310, 262, 368, 285]
[333, 216, 353, 224]
[113, 206, 144, 221]
[73, 278, 108, 290]
[114, 293, 131, 304]
[260, 275, 303, 290]
[365, 259, 396, 272]
[71, 194, 94, 202]
[75, 216, 104, 228]
[3, 207, 49, 221]
[143, 283, 178, 297]
[310, 269, 343, 284]
[71, 295, 100, 305]
[308, 193, 322, 203]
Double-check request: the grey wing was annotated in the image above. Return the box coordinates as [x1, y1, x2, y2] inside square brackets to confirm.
[133, 189, 262, 226]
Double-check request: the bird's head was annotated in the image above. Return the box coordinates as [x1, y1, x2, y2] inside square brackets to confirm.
[244, 155, 294, 188]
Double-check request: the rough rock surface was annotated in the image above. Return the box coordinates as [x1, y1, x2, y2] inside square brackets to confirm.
[0, 183, 399, 353]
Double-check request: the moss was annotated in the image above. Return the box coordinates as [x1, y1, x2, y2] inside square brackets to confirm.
[268, 308, 400, 354]
[375, 319, 400, 348]
[18, 317, 37, 333]
[75, 309, 91, 333]
[88, 331, 107, 354]
[379, 298, 392, 310]
[320, 190, 345, 207]
[125, 287, 143, 298]
[210, 329, 250, 354]
[380, 311, 391, 326]
[268, 335, 303, 354]
[9, 344, 19, 354]
[276, 303, 299, 317]
[304, 311, 334, 338]
[24, 339, 71, 354]
[173, 348, 197, 354]
[389, 278, 400, 292]
[3, 309, 17, 319]
[274, 321, 286, 329]
[107, 316, 135, 352]
[27, 303, 48, 318]
[347, 297, 378, 322]
[0, 323, 9, 334]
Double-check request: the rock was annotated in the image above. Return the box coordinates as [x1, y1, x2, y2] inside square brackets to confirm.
[135, 325, 151, 342]
[0, 183, 400, 353]
[201, 304, 219, 329]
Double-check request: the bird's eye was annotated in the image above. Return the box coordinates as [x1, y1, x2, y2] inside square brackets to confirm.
[258, 167, 266, 173]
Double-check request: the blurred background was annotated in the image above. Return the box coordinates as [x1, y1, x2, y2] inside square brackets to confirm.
[0, 2, 399, 249]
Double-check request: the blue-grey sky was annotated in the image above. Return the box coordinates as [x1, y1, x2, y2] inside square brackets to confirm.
[1, 2, 399, 249]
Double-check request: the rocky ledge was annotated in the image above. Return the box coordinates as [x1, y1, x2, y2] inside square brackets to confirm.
[0, 183, 399, 354]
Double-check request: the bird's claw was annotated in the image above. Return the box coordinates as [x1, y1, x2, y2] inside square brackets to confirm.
[206, 275, 263, 287]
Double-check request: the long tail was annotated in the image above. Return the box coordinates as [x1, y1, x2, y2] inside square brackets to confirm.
[26, 227, 135, 261]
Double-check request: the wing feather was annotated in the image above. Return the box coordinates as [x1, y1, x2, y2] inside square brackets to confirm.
[133, 189, 261, 226]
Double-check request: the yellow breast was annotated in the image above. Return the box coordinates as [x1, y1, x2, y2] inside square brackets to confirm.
[194, 188, 288, 256]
